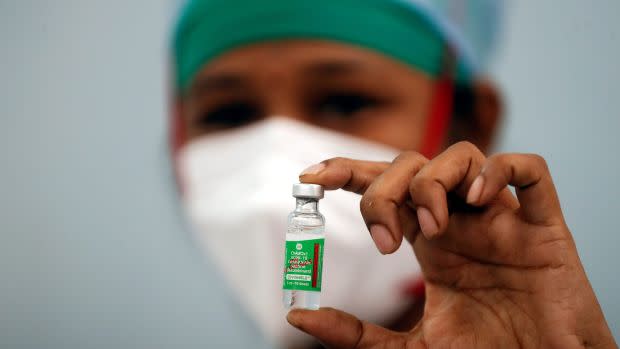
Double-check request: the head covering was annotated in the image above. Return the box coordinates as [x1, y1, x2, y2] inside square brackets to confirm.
[430, 0, 504, 70]
[172, 0, 504, 92]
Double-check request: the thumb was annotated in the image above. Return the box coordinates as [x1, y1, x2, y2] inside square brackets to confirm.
[286, 307, 404, 349]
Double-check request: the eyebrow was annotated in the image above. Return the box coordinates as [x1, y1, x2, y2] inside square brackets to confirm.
[188, 58, 371, 97]
[190, 73, 247, 96]
[303, 59, 368, 77]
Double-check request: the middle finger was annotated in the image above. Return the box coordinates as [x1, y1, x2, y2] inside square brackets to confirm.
[360, 151, 429, 253]
[409, 141, 487, 239]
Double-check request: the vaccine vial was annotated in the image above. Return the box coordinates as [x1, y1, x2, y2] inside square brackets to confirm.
[282, 183, 325, 310]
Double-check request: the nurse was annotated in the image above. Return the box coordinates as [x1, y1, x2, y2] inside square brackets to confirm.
[170, 1, 616, 348]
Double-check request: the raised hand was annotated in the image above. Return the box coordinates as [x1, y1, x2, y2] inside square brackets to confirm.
[288, 142, 617, 349]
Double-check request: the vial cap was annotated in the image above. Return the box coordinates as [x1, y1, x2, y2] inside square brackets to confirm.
[292, 183, 324, 199]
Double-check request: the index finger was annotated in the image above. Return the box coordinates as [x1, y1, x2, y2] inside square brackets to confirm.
[299, 157, 391, 194]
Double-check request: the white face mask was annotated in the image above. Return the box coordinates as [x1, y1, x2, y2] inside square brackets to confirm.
[177, 118, 422, 348]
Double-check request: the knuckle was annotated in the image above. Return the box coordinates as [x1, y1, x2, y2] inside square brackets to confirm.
[359, 195, 375, 216]
[323, 156, 349, 166]
[359, 190, 392, 217]
[452, 140, 481, 154]
[485, 153, 510, 169]
[408, 175, 429, 197]
[393, 151, 427, 164]
[527, 153, 549, 170]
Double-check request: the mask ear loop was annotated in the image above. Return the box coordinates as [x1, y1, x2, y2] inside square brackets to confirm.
[419, 44, 457, 158]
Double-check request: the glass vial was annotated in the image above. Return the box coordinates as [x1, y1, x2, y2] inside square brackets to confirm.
[282, 183, 325, 310]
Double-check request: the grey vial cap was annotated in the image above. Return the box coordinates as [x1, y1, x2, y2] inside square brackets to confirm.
[292, 183, 324, 199]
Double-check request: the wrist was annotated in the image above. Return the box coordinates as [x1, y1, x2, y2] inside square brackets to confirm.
[578, 285, 617, 349]
[539, 281, 617, 349]
[561, 264, 617, 348]
[579, 321, 617, 349]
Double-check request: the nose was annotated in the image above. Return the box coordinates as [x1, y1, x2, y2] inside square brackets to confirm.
[262, 88, 310, 124]
[264, 110, 307, 123]
[256, 59, 312, 124]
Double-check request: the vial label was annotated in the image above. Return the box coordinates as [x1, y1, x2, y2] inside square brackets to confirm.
[282, 238, 324, 291]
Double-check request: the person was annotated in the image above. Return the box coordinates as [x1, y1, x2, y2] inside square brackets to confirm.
[169, 0, 617, 348]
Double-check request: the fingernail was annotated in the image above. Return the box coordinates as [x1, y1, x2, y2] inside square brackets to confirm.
[300, 163, 325, 177]
[369, 224, 395, 254]
[286, 311, 302, 327]
[466, 176, 485, 204]
[417, 207, 439, 239]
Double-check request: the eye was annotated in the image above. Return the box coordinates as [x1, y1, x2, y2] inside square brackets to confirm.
[194, 101, 260, 129]
[314, 93, 379, 119]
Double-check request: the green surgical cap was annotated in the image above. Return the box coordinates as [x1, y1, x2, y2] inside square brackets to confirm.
[173, 0, 502, 91]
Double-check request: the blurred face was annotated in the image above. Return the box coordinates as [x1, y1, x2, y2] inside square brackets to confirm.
[178, 40, 437, 151]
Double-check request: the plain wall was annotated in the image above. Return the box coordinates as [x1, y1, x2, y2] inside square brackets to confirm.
[1, 0, 618, 343]
[0, 1, 270, 348]
[491, 0, 620, 335]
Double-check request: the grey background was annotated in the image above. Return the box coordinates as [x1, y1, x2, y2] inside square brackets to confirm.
[0, 1, 270, 348]
[1, 0, 618, 346]
[492, 0, 620, 336]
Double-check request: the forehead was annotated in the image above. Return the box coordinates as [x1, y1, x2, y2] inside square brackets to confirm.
[189, 39, 430, 87]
